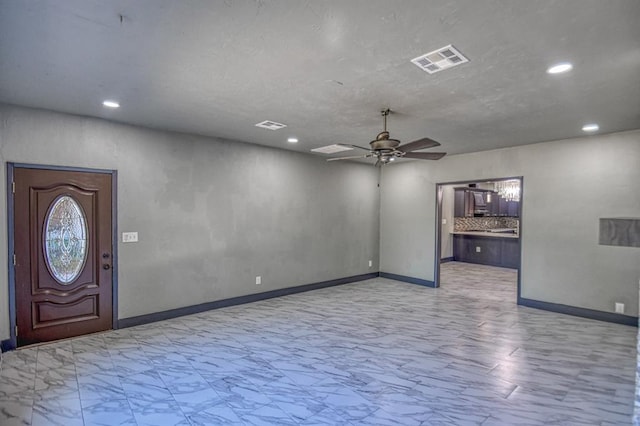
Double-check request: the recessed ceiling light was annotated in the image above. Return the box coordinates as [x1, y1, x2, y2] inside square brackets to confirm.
[582, 123, 599, 132]
[547, 62, 573, 74]
[102, 100, 120, 108]
[287, 137, 298, 143]
[389, 157, 395, 161]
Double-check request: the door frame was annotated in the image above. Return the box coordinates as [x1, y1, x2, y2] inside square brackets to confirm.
[6, 163, 118, 350]
[434, 176, 524, 303]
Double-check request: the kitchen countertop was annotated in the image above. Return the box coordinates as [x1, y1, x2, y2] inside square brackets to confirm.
[451, 231, 519, 239]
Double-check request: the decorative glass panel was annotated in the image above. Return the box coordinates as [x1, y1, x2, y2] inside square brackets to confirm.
[44, 196, 88, 284]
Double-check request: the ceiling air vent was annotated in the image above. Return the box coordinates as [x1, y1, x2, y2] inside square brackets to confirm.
[255, 120, 287, 130]
[411, 44, 469, 74]
[311, 144, 354, 154]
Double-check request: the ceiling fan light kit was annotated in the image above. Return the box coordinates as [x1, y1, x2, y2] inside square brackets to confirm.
[328, 109, 447, 166]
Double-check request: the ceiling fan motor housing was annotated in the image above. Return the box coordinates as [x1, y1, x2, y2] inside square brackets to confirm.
[370, 131, 401, 151]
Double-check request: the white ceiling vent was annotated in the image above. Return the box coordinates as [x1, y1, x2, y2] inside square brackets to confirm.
[311, 144, 354, 154]
[255, 120, 287, 130]
[411, 45, 469, 74]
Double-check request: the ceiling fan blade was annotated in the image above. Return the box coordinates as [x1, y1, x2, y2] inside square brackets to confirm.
[338, 143, 372, 152]
[326, 155, 370, 162]
[402, 152, 447, 160]
[397, 138, 441, 152]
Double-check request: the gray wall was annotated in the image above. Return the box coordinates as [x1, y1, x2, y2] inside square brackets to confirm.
[381, 130, 640, 316]
[0, 104, 380, 340]
[440, 185, 455, 259]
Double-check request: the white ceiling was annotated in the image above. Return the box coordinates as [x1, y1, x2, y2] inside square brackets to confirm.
[1, 1, 639, 159]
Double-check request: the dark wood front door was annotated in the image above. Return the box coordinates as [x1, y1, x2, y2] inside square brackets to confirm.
[14, 167, 113, 346]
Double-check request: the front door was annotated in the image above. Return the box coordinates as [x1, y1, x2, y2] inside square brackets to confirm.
[13, 167, 113, 346]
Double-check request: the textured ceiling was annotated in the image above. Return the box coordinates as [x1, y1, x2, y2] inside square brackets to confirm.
[1, 0, 639, 160]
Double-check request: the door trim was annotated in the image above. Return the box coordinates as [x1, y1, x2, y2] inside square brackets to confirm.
[6, 163, 118, 350]
[434, 176, 523, 304]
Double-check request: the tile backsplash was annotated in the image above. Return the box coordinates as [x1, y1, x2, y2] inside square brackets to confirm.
[454, 217, 519, 232]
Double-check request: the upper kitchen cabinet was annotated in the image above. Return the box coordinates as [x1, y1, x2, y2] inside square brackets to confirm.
[507, 200, 520, 217]
[454, 188, 473, 217]
[454, 187, 519, 217]
[497, 196, 519, 217]
[454, 188, 490, 217]
[487, 191, 500, 216]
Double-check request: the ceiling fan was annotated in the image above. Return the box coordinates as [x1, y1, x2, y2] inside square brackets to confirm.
[328, 109, 446, 166]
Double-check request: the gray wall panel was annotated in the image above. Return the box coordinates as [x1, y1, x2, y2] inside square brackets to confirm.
[0, 105, 380, 339]
[380, 130, 640, 316]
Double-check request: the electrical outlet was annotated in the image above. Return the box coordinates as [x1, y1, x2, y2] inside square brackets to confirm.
[442, 219, 447, 225]
[475, 246, 481, 253]
[368, 260, 373, 268]
[615, 302, 624, 314]
[255, 276, 261, 285]
[122, 232, 138, 243]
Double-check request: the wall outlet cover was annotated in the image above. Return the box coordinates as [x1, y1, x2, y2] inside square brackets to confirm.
[255, 276, 261, 285]
[368, 260, 373, 267]
[615, 302, 624, 314]
[475, 246, 481, 253]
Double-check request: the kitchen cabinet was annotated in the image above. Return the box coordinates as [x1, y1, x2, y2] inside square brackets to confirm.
[453, 234, 520, 268]
[498, 196, 509, 216]
[454, 188, 473, 217]
[496, 195, 519, 217]
[507, 200, 519, 217]
[454, 187, 519, 217]
[501, 238, 520, 269]
[487, 191, 500, 216]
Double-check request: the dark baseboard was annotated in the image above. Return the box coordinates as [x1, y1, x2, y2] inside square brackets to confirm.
[118, 272, 379, 329]
[379, 272, 436, 288]
[1, 339, 13, 352]
[440, 257, 455, 263]
[519, 297, 638, 327]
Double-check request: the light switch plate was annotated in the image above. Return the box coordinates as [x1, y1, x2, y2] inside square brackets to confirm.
[122, 232, 138, 243]
[475, 246, 481, 253]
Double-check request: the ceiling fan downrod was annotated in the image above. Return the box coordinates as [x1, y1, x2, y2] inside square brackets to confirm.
[378, 109, 391, 140]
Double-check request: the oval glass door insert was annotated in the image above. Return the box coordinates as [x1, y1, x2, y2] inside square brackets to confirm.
[44, 195, 88, 284]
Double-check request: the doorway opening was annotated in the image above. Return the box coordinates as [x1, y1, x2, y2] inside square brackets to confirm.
[6, 163, 118, 350]
[434, 177, 523, 303]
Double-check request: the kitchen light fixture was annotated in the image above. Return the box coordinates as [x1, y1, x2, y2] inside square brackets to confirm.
[547, 62, 573, 74]
[582, 123, 599, 132]
[287, 137, 298, 143]
[495, 180, 520, 202]
[102, 100, 120, 108]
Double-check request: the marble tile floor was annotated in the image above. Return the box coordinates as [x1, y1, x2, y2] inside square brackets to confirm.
[0, 261, 636, 425]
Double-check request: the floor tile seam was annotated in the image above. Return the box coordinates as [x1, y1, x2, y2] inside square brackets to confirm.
[27, 347, 41, 426]
[430, 408, 490, 425]
[177, 360, 285, 418]
[157, 362, 217, 397]
[118, 394, 141, 426]
[228, 400, 293, 425]
[155, 372, 202, 426]
[269, 397, 325, 424]
[71, 359, 89, 426]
